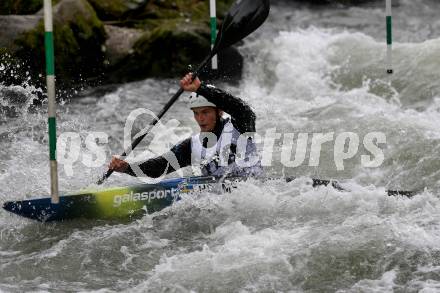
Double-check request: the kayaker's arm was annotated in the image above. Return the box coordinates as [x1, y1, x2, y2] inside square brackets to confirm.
[196, 83, 257, 133]
[123, 138, 192, 178]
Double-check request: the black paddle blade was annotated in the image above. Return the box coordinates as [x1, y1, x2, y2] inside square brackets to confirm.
[213, 0, 270, 54]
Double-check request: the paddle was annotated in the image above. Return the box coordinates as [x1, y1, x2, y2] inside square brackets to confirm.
[97, 0, 270, 185]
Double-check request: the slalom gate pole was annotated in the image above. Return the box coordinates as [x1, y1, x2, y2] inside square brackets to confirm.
[210, 0, 218, 70]
[386, 0, 393, 74]
[44, 0, 59, 204]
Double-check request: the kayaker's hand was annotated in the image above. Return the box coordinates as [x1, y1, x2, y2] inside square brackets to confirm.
[180, 73, 201, 92]
[109, 156, 129, 173]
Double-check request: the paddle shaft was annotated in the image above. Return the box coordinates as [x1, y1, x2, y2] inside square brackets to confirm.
[97, 54, 213, 184]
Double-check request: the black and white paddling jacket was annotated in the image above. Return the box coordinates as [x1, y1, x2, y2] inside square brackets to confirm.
[124, 83, 263, 178]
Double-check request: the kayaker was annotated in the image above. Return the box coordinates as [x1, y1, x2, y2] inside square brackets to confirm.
[109, 73, 262, 178]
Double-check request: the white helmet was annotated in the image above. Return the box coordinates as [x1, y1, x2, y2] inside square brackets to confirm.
[188, 92, 216, 109]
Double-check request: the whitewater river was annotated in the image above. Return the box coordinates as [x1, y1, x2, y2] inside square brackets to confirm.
[1, 0, 440, 291]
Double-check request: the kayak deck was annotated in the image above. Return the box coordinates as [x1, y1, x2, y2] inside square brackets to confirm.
[2, 176, 416, 222]
[2, 176, 237, 222]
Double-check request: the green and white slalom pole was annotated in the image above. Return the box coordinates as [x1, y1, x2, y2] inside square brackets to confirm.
[386, 0, 393, 74]
[210, 0, 218, 70]
[44, 0, 59, 204]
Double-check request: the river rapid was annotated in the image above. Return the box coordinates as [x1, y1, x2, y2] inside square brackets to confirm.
[1, 0, 440, 291]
